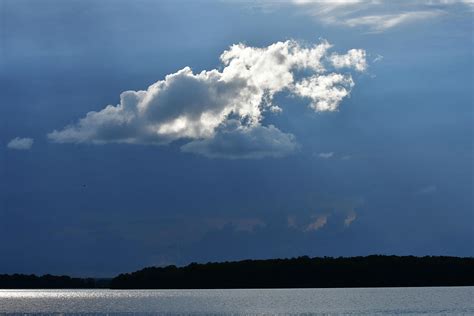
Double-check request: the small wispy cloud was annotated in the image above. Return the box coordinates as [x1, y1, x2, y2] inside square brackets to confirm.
[7, 137, 34, 150]
[207, 217, 266, 232]
[415, 185, 437, 195]
[287, 198, 361, 231]
[287, 215, 298, 229]
[344, 211, 357, 227]
[372, 54, 384, 63]
[304, 215, 328, 232]
[318, 152, 334, 159]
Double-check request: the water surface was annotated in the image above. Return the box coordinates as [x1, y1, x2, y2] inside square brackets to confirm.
[1, 287, 473, 315]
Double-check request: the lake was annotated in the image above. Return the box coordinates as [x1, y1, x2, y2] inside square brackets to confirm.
[0, 287, 473, 315]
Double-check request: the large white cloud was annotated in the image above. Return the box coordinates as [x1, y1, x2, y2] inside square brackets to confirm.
[49, 39, 366, 159]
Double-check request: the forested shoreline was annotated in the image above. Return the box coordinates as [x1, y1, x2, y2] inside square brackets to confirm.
[2, 255, 473, 289]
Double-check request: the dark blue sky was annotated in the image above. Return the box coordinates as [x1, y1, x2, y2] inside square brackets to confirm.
[1, 0, 473, 277]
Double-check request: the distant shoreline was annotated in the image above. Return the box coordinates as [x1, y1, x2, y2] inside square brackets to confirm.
[2, 255, 473, 289]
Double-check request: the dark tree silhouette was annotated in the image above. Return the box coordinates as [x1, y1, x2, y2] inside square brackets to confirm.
[0, 274, 107, 289]
[2, 255, 473, 289]
[110, 255, 474, 289]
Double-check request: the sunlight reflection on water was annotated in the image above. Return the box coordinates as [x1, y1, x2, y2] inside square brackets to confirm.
[0, 287, 473, 315]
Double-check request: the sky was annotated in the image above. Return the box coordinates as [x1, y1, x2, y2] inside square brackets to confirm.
[0, 0, 473, 277]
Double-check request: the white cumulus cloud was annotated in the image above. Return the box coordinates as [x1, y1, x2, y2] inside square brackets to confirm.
[49, 39, 366, 159]
[7, 137, 34, 150]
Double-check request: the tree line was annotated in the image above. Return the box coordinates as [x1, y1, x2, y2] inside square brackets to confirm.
[0, 274, 102, 289]
[1, 255, 473, 289]
[111, 255, 474, 289]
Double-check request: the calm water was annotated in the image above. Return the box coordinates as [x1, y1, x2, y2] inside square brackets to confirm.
[0, 287, 473, 315]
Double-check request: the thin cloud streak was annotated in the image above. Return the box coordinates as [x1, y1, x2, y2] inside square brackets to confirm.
[250, 0, 471, 32]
